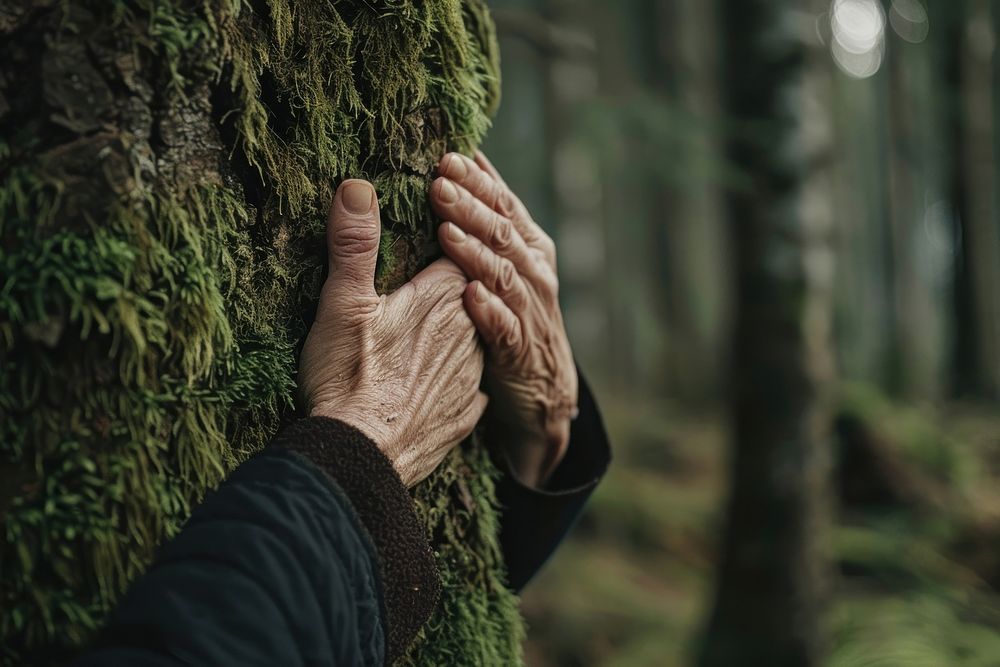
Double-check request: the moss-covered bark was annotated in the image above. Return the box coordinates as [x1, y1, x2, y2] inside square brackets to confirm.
[0, 1, 522, 664]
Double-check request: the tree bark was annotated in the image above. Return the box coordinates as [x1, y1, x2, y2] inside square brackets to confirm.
[0, 2, 521, 664]
[699, 1, 836, 665]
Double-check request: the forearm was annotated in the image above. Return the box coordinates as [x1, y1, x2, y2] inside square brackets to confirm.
[74, 419, 438, 667]
[275, 417, 440, 659]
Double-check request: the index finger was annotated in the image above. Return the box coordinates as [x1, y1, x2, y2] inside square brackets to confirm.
[439, 152, 546, 251]
[474, 152, 557, 268]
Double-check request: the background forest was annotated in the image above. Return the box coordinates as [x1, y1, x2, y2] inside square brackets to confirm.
[482, 0, 1000, 664]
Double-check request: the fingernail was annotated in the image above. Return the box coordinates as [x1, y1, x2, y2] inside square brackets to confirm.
[447, 222, 466, 242]
[447, 154, 467, 179]
[438, 178, 459, 204]
[342, 181, 373, 214]
[474, 283, 490, 303]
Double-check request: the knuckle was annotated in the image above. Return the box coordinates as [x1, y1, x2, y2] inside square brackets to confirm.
[332, 223, 379, 257]
[496, 190, 516, 218]
[530, 247, 549, 267]
[491, 215, 513, 250]
[475, 243, 494, 272]
[502, 322, 523, 351]
[336, 294, 382, 318]
[494, 314, 521, 349]
[538, 233, 556, 258]
[441, 272, 468, 296]
[487, 179, 505, 207]
[495, 257, 517, 294]
[541, 269, 560, 298]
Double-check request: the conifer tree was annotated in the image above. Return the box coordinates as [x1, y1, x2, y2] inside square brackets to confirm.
[698, 0, 835, 664]
[0, 1, 523, 664]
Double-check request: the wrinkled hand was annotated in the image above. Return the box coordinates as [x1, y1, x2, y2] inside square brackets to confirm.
[299, 180, 488, 487]
[431, 152, 578, 487]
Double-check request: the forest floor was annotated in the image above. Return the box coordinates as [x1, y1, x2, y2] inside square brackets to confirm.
[520, 387, 1000, 667]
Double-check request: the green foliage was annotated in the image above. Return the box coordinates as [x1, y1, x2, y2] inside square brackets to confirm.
[520, 393, 1000, 665]
[0, 0, 519, 663]
[838, 382, 975, 489]
[830, 590, 1000, 667]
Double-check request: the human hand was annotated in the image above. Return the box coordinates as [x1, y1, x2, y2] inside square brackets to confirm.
[299, 180, 488, 487]
[430, 152, 578, 488]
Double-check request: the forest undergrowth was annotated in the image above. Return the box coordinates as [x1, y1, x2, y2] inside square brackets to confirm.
[521, 386, 1000, 667]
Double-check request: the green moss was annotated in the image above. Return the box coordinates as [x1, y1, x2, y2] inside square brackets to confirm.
[0, 0, 520, 664]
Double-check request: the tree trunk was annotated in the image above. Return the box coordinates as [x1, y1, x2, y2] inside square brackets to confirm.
[828, 45, 892, 386]
[0, 2, 522, 664]
[885, 16, 948, 399]
[650, 0, 728, 403]
[948, 0, 1000, 399]
[699, 1, 835, 665]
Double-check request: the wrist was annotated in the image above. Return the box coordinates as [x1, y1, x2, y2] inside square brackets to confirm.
[308, 402, 421, 485]
[495, 417, 570, 488]
[309, 399, 359, 425]
[310, 402, 389, 450]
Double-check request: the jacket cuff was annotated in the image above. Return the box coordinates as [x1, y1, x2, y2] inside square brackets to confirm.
[496, 368, 611, 591]
[272, 417, 438, 665]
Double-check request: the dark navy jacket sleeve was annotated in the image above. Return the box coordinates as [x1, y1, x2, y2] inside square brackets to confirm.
[72, 373, 610, 665]
[496, 370, 612, 591]
[74, 419, 438, 667]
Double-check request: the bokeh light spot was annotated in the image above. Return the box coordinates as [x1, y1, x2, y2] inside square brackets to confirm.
[889, 0, 929, 44]
[830, 0, 886, 78]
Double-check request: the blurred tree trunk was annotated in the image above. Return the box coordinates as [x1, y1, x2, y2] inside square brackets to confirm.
[829, 50, 893, 387]
[949, 0, 1000, 399]
[885, 22, 944, 399]
[699, 1, 835, 665]
[585, 0, 652, 392]
[885, 25, 920, 396]
[648, 0, 728, 403]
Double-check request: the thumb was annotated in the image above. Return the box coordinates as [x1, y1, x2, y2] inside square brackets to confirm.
[327, 180, 381, 299]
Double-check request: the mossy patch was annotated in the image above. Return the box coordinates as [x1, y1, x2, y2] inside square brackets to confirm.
[0, 1, 520, 664]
